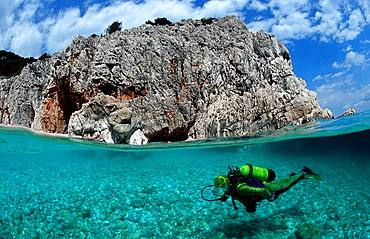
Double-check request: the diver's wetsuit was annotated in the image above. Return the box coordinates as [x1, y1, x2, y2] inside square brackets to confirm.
[230, 172, 305, 213]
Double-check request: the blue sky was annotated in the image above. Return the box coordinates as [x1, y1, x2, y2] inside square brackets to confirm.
[1, 0, 369, 116]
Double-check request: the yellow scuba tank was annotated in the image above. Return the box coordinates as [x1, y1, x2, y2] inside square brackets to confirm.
[239, 164, 276, 182]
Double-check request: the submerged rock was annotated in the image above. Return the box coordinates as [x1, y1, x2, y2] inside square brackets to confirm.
[295, 223, 322, 239]
[0, 15, 333, 144]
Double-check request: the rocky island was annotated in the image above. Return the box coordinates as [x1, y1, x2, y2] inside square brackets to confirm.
[0, 15, 333, 145]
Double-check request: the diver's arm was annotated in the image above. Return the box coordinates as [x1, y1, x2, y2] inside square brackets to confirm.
[236, 182, 272, 198]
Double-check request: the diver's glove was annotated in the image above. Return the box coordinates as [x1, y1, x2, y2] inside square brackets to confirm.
[267, 191, 278, 202]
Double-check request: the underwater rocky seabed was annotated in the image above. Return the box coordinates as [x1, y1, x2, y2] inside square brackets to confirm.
[0, 111, 370, 239]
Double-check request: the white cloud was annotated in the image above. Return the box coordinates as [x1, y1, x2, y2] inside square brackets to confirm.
[0, 0, 45, 56]
[10, 22, 43, 56]
[43, 0, 227, 54]
[316, 1, 368, 42]
[314, 69, 370, 116]
[314, 38, 370, 115]
[1, 0, 254, 57]
[312, 70, 346, 81]
[246, 0, 369, 43]
[249, 0, 268, 11]
[246, 0, 313, 36]
[312, 0, 343, 41]
[333, 51, 367, 68]
[247, 18, 277, 33]
[353, 97, 370, 113]
[268, 0, 310, 17]
[316, 75, 355, 93]
[344, 45, 353, 52]
[271, 12, 313, 40]
[334, 8, 366, 41]
[45, 8, 82, 54]
[17, 0, 40, 22]
[344, 51, 367, 66]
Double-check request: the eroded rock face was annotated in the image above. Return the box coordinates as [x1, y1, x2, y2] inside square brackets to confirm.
[0, 15, 334, 144]
[68, 93, 147, 144]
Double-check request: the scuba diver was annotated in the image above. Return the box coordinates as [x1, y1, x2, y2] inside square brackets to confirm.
[201, 164, 323, 213]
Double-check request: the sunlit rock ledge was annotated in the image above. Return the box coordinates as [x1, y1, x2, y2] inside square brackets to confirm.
[0, 15, 334, 145]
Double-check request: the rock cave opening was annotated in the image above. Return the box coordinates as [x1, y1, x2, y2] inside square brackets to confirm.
[148, 126, 190, 142]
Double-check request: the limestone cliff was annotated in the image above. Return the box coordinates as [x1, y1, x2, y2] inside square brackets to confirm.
[0, 15, 333, 144]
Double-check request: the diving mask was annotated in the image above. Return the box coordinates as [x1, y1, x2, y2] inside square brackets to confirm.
[212, 186, 227, 196]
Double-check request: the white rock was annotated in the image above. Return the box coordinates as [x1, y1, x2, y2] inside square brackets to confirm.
[129, 129, 148, 145]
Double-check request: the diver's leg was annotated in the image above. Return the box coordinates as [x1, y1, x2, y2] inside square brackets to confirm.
[264, 172, 305, 194]
[237, 183, 272, 198]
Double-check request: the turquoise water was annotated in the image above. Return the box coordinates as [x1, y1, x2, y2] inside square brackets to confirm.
[0, 110, 370, 238]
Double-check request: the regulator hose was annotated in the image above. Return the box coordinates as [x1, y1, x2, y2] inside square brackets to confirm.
[200, 185, 229, 202]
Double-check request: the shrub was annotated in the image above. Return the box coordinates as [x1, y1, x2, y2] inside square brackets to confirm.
[146, 17, 172, 26]
[38, 53, 51, 61]
[106, 21, 122, 34]
[201, 17, 217, 25]
[0, 50, 36, 77]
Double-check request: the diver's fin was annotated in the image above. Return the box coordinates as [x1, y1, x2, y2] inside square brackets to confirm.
[302, 166, 314, 175]
[311, 173, 324, 181]
[301, 166, 324, 181]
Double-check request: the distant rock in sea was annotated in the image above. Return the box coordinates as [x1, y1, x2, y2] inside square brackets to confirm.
[337, 108, 356, 118]
[0, 15, 334, 144]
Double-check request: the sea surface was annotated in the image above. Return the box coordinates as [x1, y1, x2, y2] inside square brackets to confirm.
[1, 110, 370, 239]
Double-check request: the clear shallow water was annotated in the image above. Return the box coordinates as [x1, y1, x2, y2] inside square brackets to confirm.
[0, 110, 370, 238]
